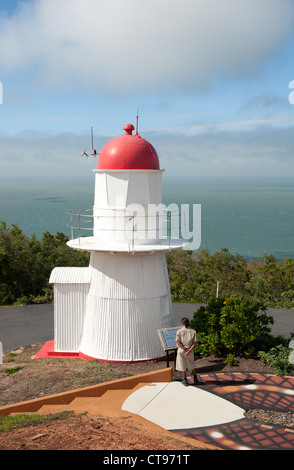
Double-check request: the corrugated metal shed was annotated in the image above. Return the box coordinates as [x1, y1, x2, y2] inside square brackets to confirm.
[49, 267, 92, 284]
[50, 267, 92, 353]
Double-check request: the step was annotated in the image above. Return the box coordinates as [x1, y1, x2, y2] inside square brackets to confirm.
[36, 403, 73, 414]
[35, 383, 151, 416]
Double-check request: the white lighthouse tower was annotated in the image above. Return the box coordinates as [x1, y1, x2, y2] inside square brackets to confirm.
[47, 123, 188, 362]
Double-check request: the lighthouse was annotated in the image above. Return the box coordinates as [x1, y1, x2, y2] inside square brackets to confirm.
[47, 122, 189, 362]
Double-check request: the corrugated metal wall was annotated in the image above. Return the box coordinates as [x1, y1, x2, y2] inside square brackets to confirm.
[80, 297, 169, 361]
[50, 268, 91, 352]
[79, 252, 174, 362]
[53, 283, 90, 352]
[50, 255, 174, 361]
[49, 267, 92, 284]
[89, 252, 168, 299]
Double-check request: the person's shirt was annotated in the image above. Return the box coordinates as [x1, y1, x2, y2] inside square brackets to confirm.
[176, 327, 198, 349]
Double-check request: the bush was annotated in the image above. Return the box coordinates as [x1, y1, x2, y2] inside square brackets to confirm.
[258, 345, 294, 376]
[190, 295, 274, 360]
[225, 354, 239, 366]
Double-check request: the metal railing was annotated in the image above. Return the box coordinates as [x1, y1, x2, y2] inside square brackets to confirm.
[69, 209, 93, 242]
[68, 208, 188, 248]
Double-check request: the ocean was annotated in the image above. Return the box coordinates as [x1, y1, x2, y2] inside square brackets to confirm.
[0, 176, 294, 261]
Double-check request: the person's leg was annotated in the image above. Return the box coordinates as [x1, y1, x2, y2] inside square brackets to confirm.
[181, 370, 188, 386]
[191, 368, 199, 384]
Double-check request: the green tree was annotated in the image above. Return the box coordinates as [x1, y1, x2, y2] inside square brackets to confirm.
[194, 248, 249, 301]
[167, 248, 249, 303]
[246, 254, 294, 308]
[0, 222, 89, 305]
[166, 250, 198, 301]
[0, 222, 37, 304]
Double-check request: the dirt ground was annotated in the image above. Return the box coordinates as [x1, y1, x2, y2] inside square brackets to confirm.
[0, 343, 284, 451]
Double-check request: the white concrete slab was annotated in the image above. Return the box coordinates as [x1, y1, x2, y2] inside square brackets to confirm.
[122, 382, 245, 430]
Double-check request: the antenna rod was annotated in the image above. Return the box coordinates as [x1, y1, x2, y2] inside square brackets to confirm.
[136, 109, 139, 135]
[91, 126, 94, 150]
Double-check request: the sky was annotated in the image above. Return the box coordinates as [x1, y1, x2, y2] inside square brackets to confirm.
[0, 0, 294, 182]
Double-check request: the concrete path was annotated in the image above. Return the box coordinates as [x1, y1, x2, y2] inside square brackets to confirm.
[122, 381, 244, 430]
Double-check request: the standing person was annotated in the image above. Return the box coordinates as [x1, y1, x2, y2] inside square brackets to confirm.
[176, 317, 198, 386]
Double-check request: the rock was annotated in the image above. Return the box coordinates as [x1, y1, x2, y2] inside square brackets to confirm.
[30, 433, 48, 441]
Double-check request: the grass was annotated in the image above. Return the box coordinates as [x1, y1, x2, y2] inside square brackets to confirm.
[0, 411, 75, 433]
[3, 353, 17, 363]
[4, 366, 24, 375]
[0, 344, 121, 407]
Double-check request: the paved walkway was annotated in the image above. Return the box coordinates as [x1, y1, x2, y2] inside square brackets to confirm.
[123, 372, 294, 450]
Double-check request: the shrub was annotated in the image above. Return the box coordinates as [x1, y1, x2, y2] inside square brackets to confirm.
[191, 295, 274, 359]
[258, 345, 294, 376]
[225, 354, 239, 366]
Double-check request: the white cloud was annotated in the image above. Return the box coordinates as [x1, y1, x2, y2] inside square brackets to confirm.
[0, 0, 293, 94]
[147, 114, 294, 138]
[1, 115, 294, 181]
[145, 116, 294, 178]
[0, 130, 98, 180]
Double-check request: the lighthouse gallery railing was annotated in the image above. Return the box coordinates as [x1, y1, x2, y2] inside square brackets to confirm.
[68, 206, 190, 248]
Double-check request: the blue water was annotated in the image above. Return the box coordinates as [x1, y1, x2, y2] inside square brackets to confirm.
[0, 178, 94, 241]
[0, 176, 294, 260]
[163, 177, 294, 260]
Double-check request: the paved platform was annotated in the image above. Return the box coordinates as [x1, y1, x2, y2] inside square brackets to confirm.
[122, 381, 244, 430]
[123, 372, 294, 450]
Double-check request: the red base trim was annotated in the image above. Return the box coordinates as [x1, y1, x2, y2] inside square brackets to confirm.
[35, 340, 171, 364]
[35, 340, 80, 361]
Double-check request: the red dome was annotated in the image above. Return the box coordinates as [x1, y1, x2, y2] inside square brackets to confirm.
[98, 124, 160, 170]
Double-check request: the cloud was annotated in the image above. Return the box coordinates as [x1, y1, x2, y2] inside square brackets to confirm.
[147, 114, 294, 138]
[145, 117, 294, 178]
[1, 114, 294, 181]
[0, 0, 293, 94]
[0, 129, 99, 180]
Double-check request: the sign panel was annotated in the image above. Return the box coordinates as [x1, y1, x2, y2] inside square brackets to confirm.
[157, 327, 181, 351]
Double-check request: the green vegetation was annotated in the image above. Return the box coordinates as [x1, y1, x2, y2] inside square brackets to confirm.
[0, 221, 89, 305]
[0, 411, 75, 433]
[167, 248, 294, 309]
[258, 344, 294, 376]
[4, 366, 24, 374]
[3, 353, 17, 363]
[190, 296, 274, 359]
[1, 221, 294, 309]
[190, 296, 294, 375]
[166, 248, 294, 374]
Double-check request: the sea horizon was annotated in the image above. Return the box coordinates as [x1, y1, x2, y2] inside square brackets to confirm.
[0, 175, 294, 261]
